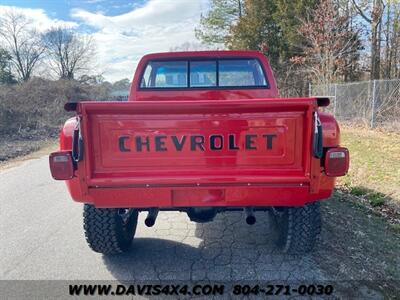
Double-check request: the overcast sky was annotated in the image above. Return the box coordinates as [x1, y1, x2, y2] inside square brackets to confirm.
[0, 0, 210, 82]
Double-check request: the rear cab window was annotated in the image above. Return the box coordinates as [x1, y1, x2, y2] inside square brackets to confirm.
[141, 61, 188, 88]
[140, 58, 268, 89]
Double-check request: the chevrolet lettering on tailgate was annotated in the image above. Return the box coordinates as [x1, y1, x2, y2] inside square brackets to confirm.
[118, 134, 277, 152]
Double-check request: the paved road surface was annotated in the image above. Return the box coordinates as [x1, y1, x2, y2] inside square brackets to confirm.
[0, 155, 326, 282]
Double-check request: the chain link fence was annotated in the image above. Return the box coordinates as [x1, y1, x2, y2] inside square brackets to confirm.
[310, 79, 400, 128]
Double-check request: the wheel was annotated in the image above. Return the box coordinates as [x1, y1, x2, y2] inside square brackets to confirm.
[83, 205, 139, 254]
[270, 202, 321, 254]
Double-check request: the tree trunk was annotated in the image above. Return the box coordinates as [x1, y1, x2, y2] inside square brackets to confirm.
[370, 0, 383, 80]
[385, 1, 391, 79]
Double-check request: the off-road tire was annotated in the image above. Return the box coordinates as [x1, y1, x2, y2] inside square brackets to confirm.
[271, 202, 321, 254]
[83, 205, 138, 255]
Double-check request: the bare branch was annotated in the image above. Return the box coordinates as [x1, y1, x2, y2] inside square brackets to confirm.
[0, 10, 45, 81]
[42, 27, 95, 79]
[351, 0, 372, 23]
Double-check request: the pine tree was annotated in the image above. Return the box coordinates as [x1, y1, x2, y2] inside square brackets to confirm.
[227, 0, 281, 67]
[195, 0, 244, 46]
[0, 48, 16, 84]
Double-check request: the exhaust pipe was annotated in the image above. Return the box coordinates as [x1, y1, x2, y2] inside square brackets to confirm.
[245, 207, 256, 225]
[145, 208, 159, 227]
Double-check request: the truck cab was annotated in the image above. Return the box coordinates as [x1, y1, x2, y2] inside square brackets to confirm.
[50, 51, 349, 255]
[130, 51, 278, 101]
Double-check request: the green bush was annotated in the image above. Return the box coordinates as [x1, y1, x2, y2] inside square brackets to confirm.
[368, 192, 386, 207]
[350, 186, 369, 196]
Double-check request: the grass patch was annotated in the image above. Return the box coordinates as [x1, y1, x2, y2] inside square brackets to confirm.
[349, 186, 386, 207]
[338, 126, 400, 206]
[350, 186, 369, 196]
[368, 192, 386, 207]
[390, 224, 400, 234]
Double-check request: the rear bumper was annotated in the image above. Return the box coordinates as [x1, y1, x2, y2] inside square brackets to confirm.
[66, 180, 333, 208]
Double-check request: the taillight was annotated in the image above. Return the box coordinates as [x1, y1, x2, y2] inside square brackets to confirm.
[49, 151, 74, 180]
[324, 147, 349, 177]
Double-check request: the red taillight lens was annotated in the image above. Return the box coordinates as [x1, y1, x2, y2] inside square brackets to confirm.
[324, 147, 349, 177]
[49, 151, 74, 180]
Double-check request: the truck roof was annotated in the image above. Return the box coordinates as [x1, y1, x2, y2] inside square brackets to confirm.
[141, 50, 266, 60]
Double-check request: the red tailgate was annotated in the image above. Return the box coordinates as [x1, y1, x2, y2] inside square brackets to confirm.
[78, 99, 316, 188]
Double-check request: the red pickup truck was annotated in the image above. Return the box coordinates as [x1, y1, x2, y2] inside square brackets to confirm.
[49, 50, 349, 255]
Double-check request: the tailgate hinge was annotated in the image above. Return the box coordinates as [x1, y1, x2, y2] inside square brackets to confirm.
[72, 116, 84, 163]
[313, 112, 323, 159]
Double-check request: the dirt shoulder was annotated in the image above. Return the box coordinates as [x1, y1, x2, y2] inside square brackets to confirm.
[0, 136, 57, 170]
[316, 192, 400, 297]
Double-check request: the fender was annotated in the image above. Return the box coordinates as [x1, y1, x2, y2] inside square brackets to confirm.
[60, 117, 77, 151]
[319, 112, 340, 148]
[59, 117, 89, 203]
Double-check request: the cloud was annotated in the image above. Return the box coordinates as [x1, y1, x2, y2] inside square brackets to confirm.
[0, 1, 210, 82]
[0, 5, 78, 31]
[71, 0, 210, 81]
[83, 0, 106, 3]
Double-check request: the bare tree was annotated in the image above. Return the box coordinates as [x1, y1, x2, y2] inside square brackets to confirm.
[382, 0, 400, 79]
[392, 2, 400, 78]
[0, 10, 46, 81]
[42, 27, 95, 80]
[290, 0, 362, 85]
[352, 0, 385, 80]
